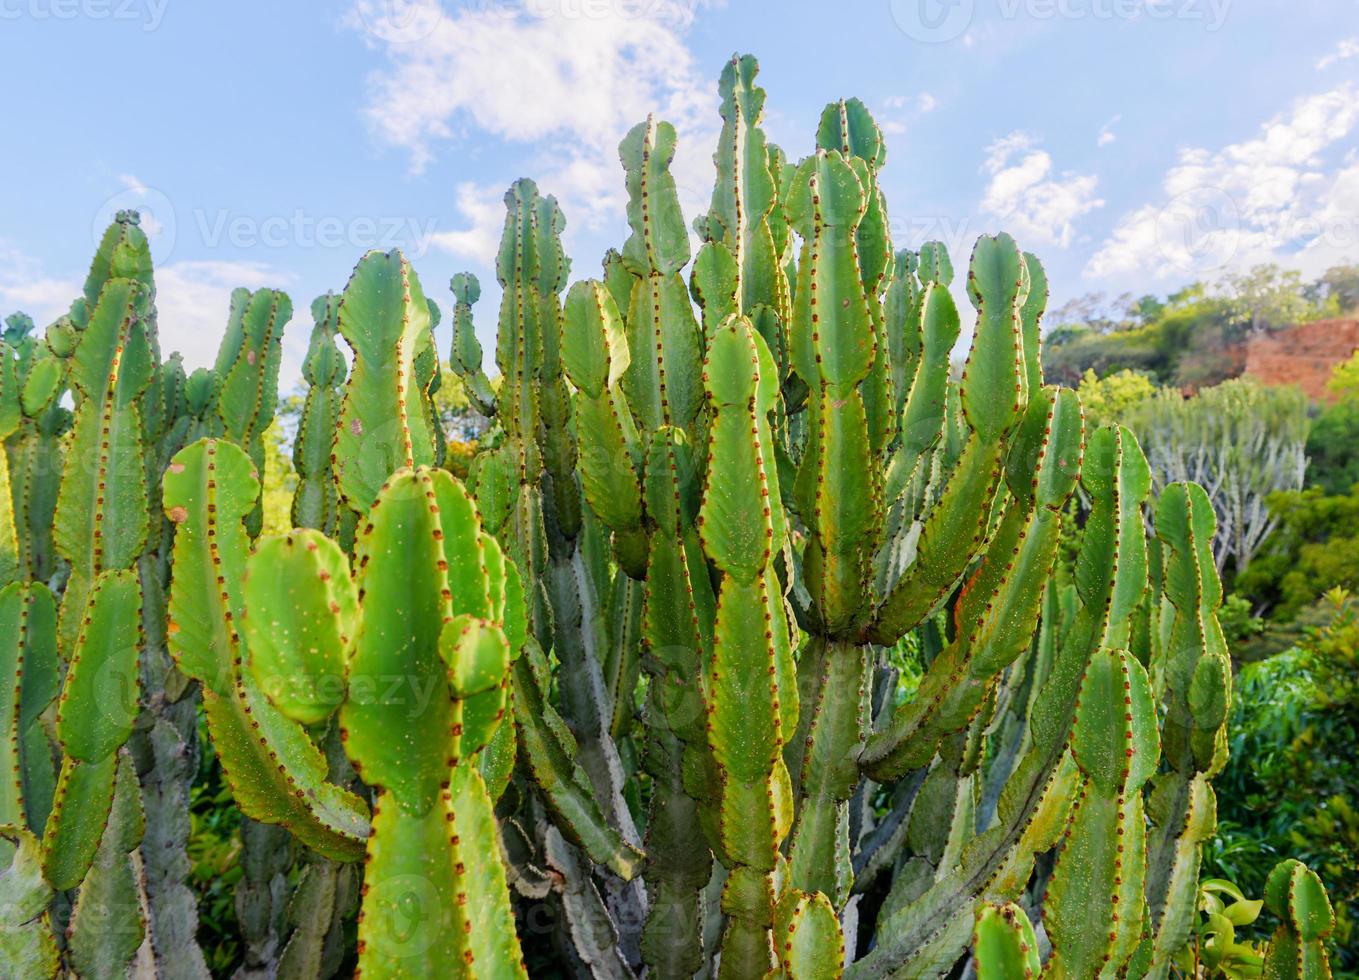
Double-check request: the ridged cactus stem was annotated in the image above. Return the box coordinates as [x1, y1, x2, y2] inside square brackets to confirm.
[777, 108, 899, 911]
[40, 213, 166, 977]
[696, 317, 798, 976]
[332, 249, 439, 514]
[459, 179, 648, 960]
[850, 424, 1151, 977]
[1144, 481, 1232, 975]
[241, 461, 531, 977]
[162, 439, 370, 861]
[1262, 859, 1335, 979]
[292, 293, 348, 537]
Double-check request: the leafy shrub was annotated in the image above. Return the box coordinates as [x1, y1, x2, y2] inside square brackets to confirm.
[1208, 591, 1359, 972]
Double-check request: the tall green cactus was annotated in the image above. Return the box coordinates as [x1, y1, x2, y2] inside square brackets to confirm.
[292, 292, 348, 536]
[40, 213, 160, 974]
[236, 450, 529, 977]
[0, 51, 1336, 980]
[454, 179, 648, 966]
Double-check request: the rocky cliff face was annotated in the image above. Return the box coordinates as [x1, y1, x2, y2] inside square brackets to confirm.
[1245, 318, 1359, 401]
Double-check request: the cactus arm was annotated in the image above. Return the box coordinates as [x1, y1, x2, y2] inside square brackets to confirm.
[163, 439, 369, 860]
[698, 319, 800, 976]
[292, 293, 347, 534]
[40, 568, 142, 890]
[704, 54, 786, 320]
[333, 249, 438, 512]
[54, 569, 142, 763]
[0, 581, 59, 842]
[848, 426, 1151, 977]
[0, 343, 23, 588]
[216, 287, 289, 453]
[242, 531, 357, 726]
[773, 891, 844, 979]
[785, 636, 868, 908]
[621, 271, 705, 437]
[1044, 647, 1160, 976]
[53, 277, 155, 649]
[868, 235, 1031, 645]
[67, 753, 149, 980]
[1146, 773, 1218, 975]
[1144, 481, 1232, 975]
[448, 272, 497, 416]
[861, 386, 1083, 779]
[0, 447, 18, 590]
[511, 644, 645, 880]
[75, 212, 156, 329]
[540, 824, 636, 980]
[0, 584, 59, 837]
[41, 753, 117, 890]
[1262, 859, 1335, 980]
[972, 902, 1039, 979]
[1018, 253, 1046, 396]
[562, 279, 646, 566]
[620, 116, 690, 279]
[340, 468, 527, 978]
[0, 825, 58, 977]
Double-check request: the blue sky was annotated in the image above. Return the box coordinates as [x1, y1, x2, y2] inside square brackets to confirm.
[2, 0, 1357, 385]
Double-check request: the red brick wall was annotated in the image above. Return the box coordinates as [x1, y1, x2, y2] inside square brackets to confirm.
[1244, 319, 1359, 402]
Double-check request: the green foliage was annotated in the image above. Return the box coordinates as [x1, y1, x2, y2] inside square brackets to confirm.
[1076, 366, 1159, 425]
[1306, 397, 1359, 496]
[1209, 595, 1357, 971]
[1173, 877, 1267, 979]
[1238, 485, 1359, 621]
[1045, 269, 1338, 389]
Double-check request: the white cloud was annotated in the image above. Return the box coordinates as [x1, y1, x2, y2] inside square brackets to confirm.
[880, 93, 939, 137]
[347, 0, 720, 246]
[1317, 38, 1359, 71]
[426, 181, 507, 261]
[0, 246, 304, 381]
[1098, 115, 1120, 148]
[1086, 83, 1359, 280]
[979, 132, 1104, 249]
[0, 243, 80, 327]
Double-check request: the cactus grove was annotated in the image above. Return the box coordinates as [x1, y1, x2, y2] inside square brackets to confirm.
[0, 53, 1336, 980]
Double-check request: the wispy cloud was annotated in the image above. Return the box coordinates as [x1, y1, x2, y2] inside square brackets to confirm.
[0, 243, 81, 327]
[980, 132, 1104, 248]
[346, 0, 721, 247]
[880, 93, 939, 136]
[1087, 83, 1359, 279]
[1097, 115, 1121, 148]
[1316, 37, 1359, 70]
